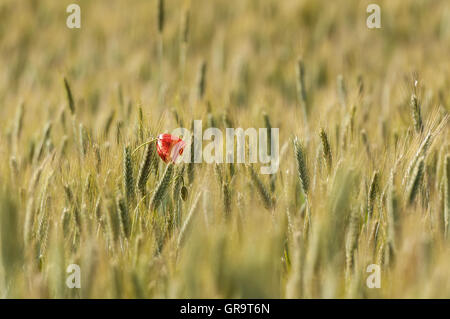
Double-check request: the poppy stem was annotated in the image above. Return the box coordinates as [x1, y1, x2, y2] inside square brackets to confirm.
[132, 138, 157, 156]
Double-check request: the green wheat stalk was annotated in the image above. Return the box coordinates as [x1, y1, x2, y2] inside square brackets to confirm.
[407, 156, 425, 205]
[410, 94, 423, 133]
[293, 137, 309, 196]
[367, 171, 379, 221]
[63, 77, 75, 115]
[136, 142, 156, 196]
[150, 163, 174, 211]
[319, 128, 332, 174]
[248, 165, 274, 210]
[123, 146, 135, 204]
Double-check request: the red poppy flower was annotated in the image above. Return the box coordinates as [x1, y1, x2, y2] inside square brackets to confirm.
[156, 134, 186, 164]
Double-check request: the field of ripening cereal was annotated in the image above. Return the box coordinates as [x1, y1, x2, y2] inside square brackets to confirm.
[0, 0, 449, 298]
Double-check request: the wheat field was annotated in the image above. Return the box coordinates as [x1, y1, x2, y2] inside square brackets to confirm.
[0, 0, 449, 298]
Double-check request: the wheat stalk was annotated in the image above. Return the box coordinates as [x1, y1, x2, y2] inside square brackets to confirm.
[63, 77, 75, 115]
[150, 163, 174, 211]
[367, 171, 379, 221]
[123, 146, 135, 204]
[407, 156, 425, 205]
[136, 142, 156, 196]
[248, 165, 274, 210]
[410, 94, 423, 133]
[319, 128, 332, 174]
[293, 137, 309, 196]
